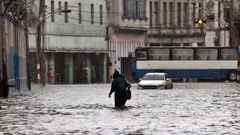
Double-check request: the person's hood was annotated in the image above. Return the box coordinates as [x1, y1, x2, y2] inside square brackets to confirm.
[113, 70, 120, 79]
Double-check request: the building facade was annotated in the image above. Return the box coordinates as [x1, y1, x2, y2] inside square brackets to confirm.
[204, 0, 232, 47]
[231, 0, 240, 47]
[29, 0, 108, 84]
[0, 0, 28, 98]
[27, 0, 240, 84]
[147, 0, 237, 47]
[106, 0, 149, 81]
[148, 0, 205, 46]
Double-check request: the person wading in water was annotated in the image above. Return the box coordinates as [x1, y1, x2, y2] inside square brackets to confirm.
[109, 70, 131, 108]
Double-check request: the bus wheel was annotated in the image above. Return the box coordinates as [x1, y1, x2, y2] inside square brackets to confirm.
[228, 72, 237, 81]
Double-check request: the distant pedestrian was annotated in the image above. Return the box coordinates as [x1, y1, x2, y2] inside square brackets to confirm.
[48, 68, 55, 84]
[109, 69, 131, 108]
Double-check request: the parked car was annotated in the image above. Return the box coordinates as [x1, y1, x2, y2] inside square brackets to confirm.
[138, 73, 173, 89]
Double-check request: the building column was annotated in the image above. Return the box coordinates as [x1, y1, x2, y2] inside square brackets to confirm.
[159, 0, 163, 28]
[87, 54, 91, 83]
[108, 56, 115, 82]
[69, 54, 73, 84]
[116, 44, 121, 73]
[103, 53, 107, 83]
[188, 0, 192, 28]
[49, 53, 55, 84]
[44, 53, 48, 84]
[174, 0, 178, 27]
[64, 54, 73, 84]
[166, 2, 170, 28]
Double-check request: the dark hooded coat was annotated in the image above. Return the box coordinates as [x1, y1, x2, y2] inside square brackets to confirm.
[109, 70, 128, 99]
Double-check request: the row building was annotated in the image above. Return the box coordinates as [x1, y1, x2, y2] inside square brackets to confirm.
[29, 0, 108, 84]
[28, 0, 240, 84]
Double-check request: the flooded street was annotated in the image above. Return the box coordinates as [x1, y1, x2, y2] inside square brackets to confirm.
[0, 83, 240, 135]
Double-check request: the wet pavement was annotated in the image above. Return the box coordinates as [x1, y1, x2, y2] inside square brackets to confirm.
[0, 83, 240, 135]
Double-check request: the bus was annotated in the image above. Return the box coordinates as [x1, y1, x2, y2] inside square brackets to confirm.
[133, 46, 238, 82]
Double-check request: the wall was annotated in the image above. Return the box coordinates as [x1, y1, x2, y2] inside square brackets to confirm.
[205, 0, 231, 47]
[43, 0, 108, 50]
[5, 20, 27, 89]
[148, 0, 205, 46]
[110, 0, 149, 28]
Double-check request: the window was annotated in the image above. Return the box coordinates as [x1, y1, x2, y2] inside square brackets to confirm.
[163, 2, 167, 26]
[123, 0, 146, 18]
[149, 49, 169, 60]
[136, 51, 147, 60]
[173, 49, 193, 60]
[100, 5, 103, 25]
[51, 0, 55, 22]
[221, 49, 237, 60]
[154, 2, 159, 26]
[224, 8, 230, 22]
[91, 4, 94, 24]
[136, 1, 139, 17]
[183, 3, 188, 26]
[177, 2, 182, 27]
[169, 2, 173, 26]
[58, 1, 61, 15]
[198, 3, 202, 19]
[197, 49, 217, 60]
[79, 3, 82, 24]
[149, 1, 152, 26]
[64, 2, 68, 23]
[192, 3, 196, 26]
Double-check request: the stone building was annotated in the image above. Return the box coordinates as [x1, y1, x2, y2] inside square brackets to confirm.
[148, 0, 205, 47]
[106, 0, 148, 81]
[29, 0, 109, 84]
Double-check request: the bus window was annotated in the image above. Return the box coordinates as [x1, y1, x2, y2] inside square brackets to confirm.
[149, 49, 169, 60]
[136, 51, 147, 60]
[197, 49, 217, 60]
[172, 49, 193, 60]
[221, 48, 237, 60]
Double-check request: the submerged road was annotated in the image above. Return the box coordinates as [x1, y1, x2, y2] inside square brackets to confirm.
[0, 83, 240, 135]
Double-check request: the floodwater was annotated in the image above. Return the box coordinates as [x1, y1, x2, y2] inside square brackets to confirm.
[0, 83, 240, 135]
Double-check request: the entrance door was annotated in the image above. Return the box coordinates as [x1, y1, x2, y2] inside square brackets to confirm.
[55, 53, 65, 84]
[121, 57, 133, 82]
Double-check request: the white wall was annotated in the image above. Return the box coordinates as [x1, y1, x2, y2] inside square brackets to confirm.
[46, 35, 107, 50]
[29, 0, 108, 50]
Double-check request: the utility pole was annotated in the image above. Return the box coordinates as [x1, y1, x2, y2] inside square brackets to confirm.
[0, 1, 9, 98]
[41, 0, 46, 86]
[25, 0, 31, 90]
[36, 0, 45, 86]
[36, 0, 41, 84]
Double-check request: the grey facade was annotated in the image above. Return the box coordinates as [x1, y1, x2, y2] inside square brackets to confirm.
[106, 0, 148, 81]
[29, 0, 108, 84]
[148, 0, 205, 46]
[148, 0, 237, 47]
